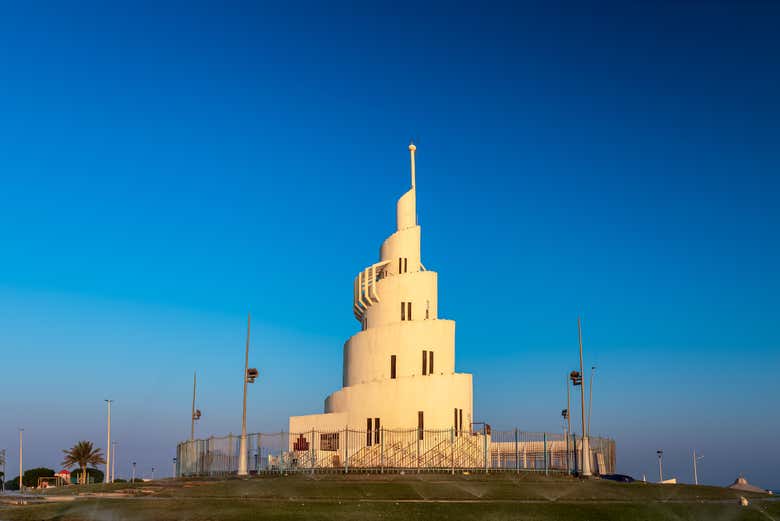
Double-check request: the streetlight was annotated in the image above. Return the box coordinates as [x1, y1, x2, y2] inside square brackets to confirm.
[191, 371, 202, 441]
[104, 400, 113, 484]
[239, 313, 258, 476]
[562, 372, 573, 473]
[18, 429, 23, 491]
[563, 373, 572, 436]
[569, 370, 584, 475]
[576, 317, 591, 477]
[0, 448, 6, 493]
[693, 450, 704, 485]
[657, 450, 664, 482]
[131, 462, 136, 483]
[561, 385, 570, 475]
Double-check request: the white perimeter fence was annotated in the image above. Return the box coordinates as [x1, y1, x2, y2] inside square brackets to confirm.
[176, 428, 615, 477]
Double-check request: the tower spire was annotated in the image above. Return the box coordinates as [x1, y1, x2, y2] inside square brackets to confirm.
[396, 141, 418, 230]
[409, 141, 416, 189]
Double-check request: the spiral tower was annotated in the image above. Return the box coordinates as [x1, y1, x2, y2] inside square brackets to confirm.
[290, 144, 473, 435]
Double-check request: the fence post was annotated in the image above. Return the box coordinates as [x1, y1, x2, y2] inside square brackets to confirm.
[205, 438, 209, 476]
[451, 427, 455, 475]
[483, 428, 488, 474]
[311, 429, 315, 474]
[279, 431, 284, 474]
[229, 435, 233, 475]
[380, 428, 385, 474]
[611, 438, 614, 474]
[344, 427, 349, 474]
[543, 433, 548, 476]
[257, 433, 262, 473]
[515, 429, 519, 473]
[417, 430, 421, 474]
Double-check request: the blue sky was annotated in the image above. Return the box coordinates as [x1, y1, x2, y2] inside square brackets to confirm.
[0, 1, 778, 487]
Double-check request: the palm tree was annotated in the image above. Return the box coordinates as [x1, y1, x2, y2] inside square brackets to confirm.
[62, 441, 105, 485]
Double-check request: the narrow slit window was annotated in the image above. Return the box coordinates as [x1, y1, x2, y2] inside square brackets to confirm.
[375, 418, 380, 444]
[404, 258, 408, 272]
[418, 411, 424, 440]
[366, 418, 373, 446]
[429, 351, 434, 374]
[454, 408, 458, 436]
[459, 409, 463, 434]
[390, 355, 397, 379]
[407, 302, 412, 320]
[422, 350, 427, 375]
[401, 302, 405, 321]
[399, 257, 402, 273]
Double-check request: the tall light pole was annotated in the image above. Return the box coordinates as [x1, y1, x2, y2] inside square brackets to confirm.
[562, 374, 571, 473]
[238, 313, 258, 476]
[657, 450, 664, 482]
[0, 448, 6, 492]
[566, 375, 571, 437]
[693, 450, 703, 485]
[578, 318, 592, 477]
[131, 462, 136, 483]
[191, 371, 200, 441]
[18, 429, 23, 491]
[104, 400, 113, 484]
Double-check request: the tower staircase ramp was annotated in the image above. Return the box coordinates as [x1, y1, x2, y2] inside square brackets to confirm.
[303, 432, 487, 470]
[348, 438, 419, 468]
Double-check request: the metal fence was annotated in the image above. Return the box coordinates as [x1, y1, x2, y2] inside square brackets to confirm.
[176, 429, 615, 477]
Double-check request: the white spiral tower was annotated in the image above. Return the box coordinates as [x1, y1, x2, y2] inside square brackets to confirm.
[290, 144, 473, 435]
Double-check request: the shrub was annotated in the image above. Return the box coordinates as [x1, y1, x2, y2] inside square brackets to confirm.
[22, 467, 55, 488]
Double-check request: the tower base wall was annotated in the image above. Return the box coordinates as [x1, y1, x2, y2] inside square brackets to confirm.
[324, 373, 473, 431]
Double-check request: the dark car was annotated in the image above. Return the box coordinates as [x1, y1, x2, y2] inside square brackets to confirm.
[600, 474, 635, 483]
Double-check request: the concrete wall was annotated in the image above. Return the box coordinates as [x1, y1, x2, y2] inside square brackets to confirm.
[343, 319, 455, 386]
[289, 412, 347, 434]
[325, 373, 473, 431]
[363, 270, 438, 328]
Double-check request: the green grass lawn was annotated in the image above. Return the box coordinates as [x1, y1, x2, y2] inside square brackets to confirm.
[2, 473, 777, 520]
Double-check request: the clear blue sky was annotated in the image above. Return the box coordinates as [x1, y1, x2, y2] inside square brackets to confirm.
[1, 1, 778, 488]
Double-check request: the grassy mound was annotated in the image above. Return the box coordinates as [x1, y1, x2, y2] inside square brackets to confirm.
[3, 473, 776, 520]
